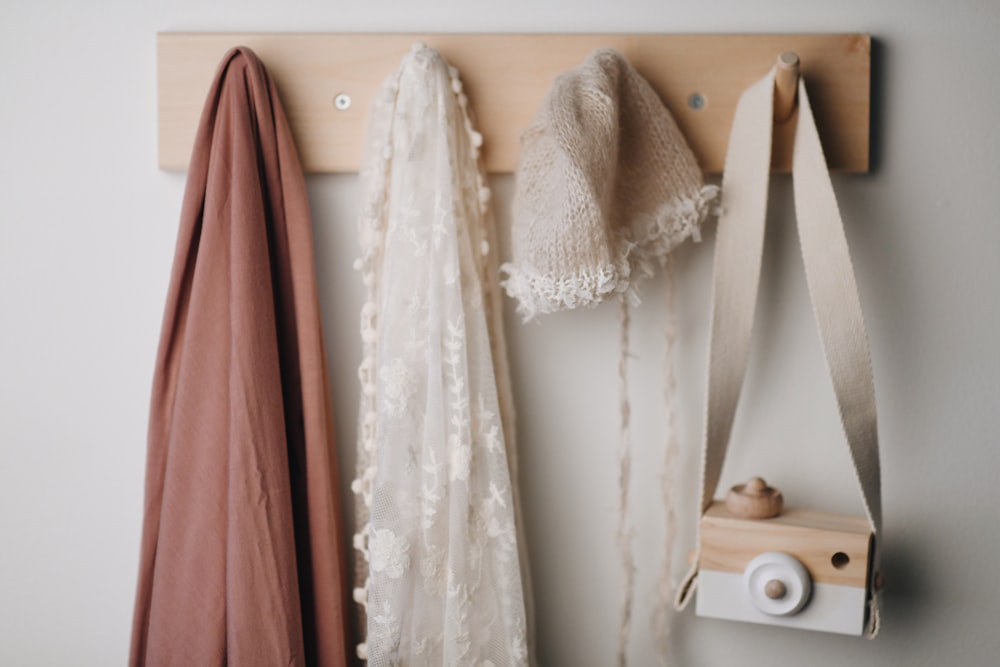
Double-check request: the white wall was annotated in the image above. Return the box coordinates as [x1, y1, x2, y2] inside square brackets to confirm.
[2, 1, 998, 664]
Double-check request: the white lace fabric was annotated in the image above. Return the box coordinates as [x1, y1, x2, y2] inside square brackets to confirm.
[352, 43, 530, 666]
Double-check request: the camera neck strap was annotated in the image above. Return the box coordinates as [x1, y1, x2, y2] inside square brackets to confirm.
[674, 68, 882, 636]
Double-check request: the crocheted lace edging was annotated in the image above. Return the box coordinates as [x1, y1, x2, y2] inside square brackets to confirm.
[499, 247, 633, 322]
[500, 185, 719, 321]
[635, 185, 720, 266]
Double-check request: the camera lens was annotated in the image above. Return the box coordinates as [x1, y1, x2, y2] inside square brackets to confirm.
[743, 552, 812, 616]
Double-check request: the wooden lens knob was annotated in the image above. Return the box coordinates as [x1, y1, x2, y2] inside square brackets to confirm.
[725, 477, 784, 519]
[764, 579, 787, 599]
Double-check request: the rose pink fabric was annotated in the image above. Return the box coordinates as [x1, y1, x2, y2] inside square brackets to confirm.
[130, 47, 351, 666]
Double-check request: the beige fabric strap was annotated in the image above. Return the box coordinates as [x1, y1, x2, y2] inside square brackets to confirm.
[676, 68, 882, 637]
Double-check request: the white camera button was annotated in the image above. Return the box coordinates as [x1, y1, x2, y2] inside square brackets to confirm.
[743, 552, 812, 617]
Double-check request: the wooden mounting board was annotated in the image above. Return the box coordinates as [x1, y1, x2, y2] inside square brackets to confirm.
[158, 33, 870, 173]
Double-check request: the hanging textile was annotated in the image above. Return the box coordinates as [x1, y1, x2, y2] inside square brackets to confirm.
[130, 47, 351, 666]
[500, 48, 717, 319]
[500, 48, 717, 666]
[352, 43, 532, 665]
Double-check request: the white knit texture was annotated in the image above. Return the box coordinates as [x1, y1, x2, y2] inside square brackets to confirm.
[501, 48, 718, 320]
[500, 48, 716, 666]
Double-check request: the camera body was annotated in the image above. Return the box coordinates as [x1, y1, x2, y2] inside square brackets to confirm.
[695, 494, 874, 636]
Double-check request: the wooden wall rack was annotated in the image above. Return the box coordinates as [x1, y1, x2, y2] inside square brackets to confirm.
[157, 33, 871, 174]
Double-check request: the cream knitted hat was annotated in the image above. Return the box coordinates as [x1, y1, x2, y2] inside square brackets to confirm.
[501, 48, 718, 319]
[499, 48, 718, 665]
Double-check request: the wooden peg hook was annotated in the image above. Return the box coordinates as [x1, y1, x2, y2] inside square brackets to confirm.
[774, 51, 800, 123]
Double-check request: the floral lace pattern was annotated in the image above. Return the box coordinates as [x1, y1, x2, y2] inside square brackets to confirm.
[352, 43, 530, 666]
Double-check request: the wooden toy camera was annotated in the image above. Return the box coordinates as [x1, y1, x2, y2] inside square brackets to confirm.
[695, 477, 875, 636]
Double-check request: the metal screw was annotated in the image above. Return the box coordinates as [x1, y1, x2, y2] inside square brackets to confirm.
[334, 93, 352, 111]
[688, 93, 706, 111]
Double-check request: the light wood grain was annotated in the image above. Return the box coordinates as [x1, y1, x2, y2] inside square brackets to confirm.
[773, 51, 800, 123]
[700, 502, 872, 587]
[725, 476, 784, 518]
[157, 33, 870, 173]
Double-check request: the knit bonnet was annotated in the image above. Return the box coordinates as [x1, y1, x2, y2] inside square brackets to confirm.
[501, 48, 718, 319]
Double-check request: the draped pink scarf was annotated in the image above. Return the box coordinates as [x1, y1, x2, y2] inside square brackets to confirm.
[130, 47, 351, 666]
